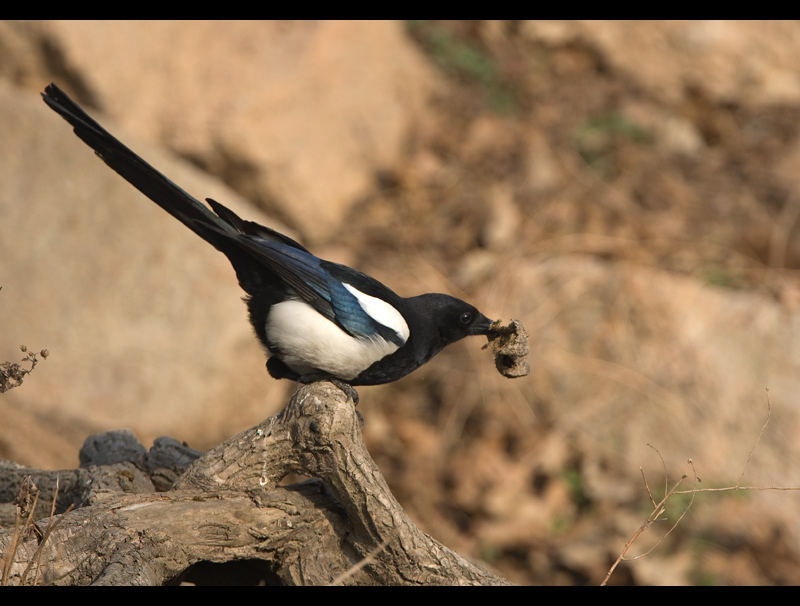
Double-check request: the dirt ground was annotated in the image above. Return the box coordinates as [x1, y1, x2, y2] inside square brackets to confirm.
[358, 21, 800, 586]
[3, 21, 800, 585]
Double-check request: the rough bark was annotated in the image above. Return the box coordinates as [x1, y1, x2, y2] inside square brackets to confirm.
[0, 382, 510, 585]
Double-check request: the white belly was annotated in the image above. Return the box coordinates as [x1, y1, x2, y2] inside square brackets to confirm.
[266, 299, 403, 379]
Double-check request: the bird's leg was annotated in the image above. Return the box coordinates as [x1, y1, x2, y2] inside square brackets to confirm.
[329, 378, 360, 406]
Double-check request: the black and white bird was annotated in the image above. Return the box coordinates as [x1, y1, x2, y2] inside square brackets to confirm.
[42, 83, 494, 396]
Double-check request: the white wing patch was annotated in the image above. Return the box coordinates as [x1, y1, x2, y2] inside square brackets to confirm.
[266, 299, 405, 380]
[343, 283, 409, 343]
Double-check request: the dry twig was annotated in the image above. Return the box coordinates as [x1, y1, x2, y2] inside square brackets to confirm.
[602, 390, 799, 585]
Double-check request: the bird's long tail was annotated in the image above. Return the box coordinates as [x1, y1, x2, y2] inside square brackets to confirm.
[42, 83, 239, 247]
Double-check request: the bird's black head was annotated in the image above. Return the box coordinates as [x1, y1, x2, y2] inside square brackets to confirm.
[410, 293, 494, 345]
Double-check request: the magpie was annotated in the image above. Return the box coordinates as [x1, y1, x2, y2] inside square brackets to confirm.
[41, 83, 494, 395]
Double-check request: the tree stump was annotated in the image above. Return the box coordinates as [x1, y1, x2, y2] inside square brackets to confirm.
[0, 382, 510, 585]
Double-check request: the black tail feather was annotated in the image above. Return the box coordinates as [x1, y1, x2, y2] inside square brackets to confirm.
[42, 83, 237, 249]
[42, 83, 304, 302]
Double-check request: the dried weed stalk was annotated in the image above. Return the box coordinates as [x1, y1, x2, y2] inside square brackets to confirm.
[0, 345, 49, 393]
[1, 475, 73, 586]
[602, 390, 800, 585]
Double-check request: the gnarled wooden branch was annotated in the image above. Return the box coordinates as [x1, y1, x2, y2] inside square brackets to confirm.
[0, 382, 510, 585]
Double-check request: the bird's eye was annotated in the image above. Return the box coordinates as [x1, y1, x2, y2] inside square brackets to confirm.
[460, 311, 473, 325]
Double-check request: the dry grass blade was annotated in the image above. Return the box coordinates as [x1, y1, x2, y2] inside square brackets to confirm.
[329, 537, 392, 586]
[21, 475, 75, 585]
[1, 477, 40, 586]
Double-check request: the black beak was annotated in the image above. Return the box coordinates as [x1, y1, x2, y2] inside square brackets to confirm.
[472, 313, 495, 336]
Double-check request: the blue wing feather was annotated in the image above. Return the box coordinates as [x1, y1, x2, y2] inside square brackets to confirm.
[233, 236, 402, 343]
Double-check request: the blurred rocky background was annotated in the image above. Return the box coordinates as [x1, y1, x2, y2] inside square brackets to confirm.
[2, 20, 800, 585]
